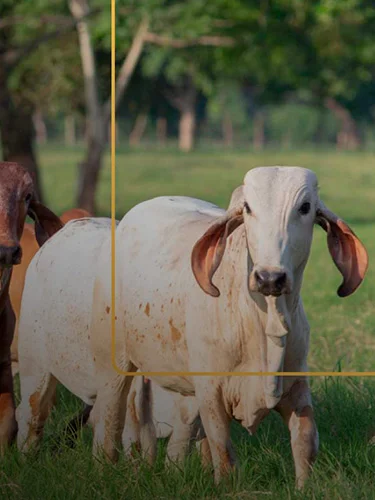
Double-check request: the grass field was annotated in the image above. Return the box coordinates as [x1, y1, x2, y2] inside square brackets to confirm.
[2, 146, 375, 498]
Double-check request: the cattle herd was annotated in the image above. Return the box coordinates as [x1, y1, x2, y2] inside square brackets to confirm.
[0, 161, 369, 490]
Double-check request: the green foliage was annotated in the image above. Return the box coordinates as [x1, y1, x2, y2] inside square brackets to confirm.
[3, 0, 375, 128]
[310, 0, 375, 99]
[140, 0, 233, 94]
[207, 82, 248, 128]
[266, 104, 339, 146]
[1, 0, 83, 113]
[8, 36, 83, 114]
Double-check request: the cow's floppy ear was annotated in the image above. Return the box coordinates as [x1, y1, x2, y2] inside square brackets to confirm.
[191, 187, 244, 297]
[315, 201, 368, 297]
[28, 199, 64, 247]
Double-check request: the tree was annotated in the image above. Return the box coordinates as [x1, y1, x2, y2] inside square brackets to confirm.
[308, 1, 375, 148]
[71, 0, 237, 210]
[68, 0, 152, 212]
[137, 0, 239, 152]
[0, 0, 99, 201]
[200, 0, 375, 150]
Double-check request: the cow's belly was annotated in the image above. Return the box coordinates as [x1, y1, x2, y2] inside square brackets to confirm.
[47, 328, 97, 405]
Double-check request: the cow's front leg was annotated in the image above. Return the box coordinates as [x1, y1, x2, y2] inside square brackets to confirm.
[0, 358, 17, 453]
[90, 370, 134, 463]
[195, 380, 235, 483]
[276, 378, 318, 489]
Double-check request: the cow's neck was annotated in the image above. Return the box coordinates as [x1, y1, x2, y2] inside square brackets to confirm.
[222, 226, 308, 409]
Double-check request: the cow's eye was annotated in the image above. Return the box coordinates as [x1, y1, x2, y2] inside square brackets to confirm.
[299, 202, 311, 215]
[244, 202, 251, 214]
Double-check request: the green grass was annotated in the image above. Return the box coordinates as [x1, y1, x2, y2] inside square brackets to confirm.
[3, 145, 375, 498]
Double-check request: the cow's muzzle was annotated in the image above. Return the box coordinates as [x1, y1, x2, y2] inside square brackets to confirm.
[250, 267, 291, 296]
[0, 245, 22, 267]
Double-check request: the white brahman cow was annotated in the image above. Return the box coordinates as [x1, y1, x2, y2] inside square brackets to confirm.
[16, 167, 368, 489]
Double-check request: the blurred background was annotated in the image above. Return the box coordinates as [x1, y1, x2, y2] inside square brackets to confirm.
[1, 1, 375, 216]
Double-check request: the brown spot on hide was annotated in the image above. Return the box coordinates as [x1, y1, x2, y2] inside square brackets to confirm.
[144, 303, 150, 316]
[169, 318, 181, 342]
[29, 391, 40, 417]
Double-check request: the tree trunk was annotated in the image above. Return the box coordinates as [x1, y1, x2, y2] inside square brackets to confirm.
[69, 0, 105, 213]
[70, 0, 149, 212]
[179, 109, 195, 152]
[0, 108, 43, 202]
[102, 17, 149, 122]
[75, 132, 105, 214]
[32, 109, 47, 145]
[253, 111, 265, 150]
[156, 116, 167, 146]
[325, 97, 360, 150]
[76, 138, 104, 212]
[129, 113, 148, 146]
[222, 111, 233, 147]
[165, 76, 197, 152]
[0, 68, 44, 202]
[65, 115, 76, 145]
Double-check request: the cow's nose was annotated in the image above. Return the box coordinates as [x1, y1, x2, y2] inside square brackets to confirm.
[0, 245, 22, 266]
[254, 270, 288, 296]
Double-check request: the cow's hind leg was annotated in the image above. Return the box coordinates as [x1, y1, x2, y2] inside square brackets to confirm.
[16, 370, 57, 452]
[90, 363, 136, 463]
[166, 419, 197, 464]
[166, 396, 201, 465]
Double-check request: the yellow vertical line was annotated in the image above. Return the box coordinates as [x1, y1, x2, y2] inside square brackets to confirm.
[111, 0, 116, 369]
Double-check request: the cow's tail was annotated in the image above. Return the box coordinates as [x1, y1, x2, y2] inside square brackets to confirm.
[139, 376, 157, 464]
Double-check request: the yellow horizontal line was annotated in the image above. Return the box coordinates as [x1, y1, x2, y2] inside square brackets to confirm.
[110, 370, 375, 377]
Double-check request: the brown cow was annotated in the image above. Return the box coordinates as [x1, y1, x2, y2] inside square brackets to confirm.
[0, 161, 63, 453]
[10, 208, 91, 375]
